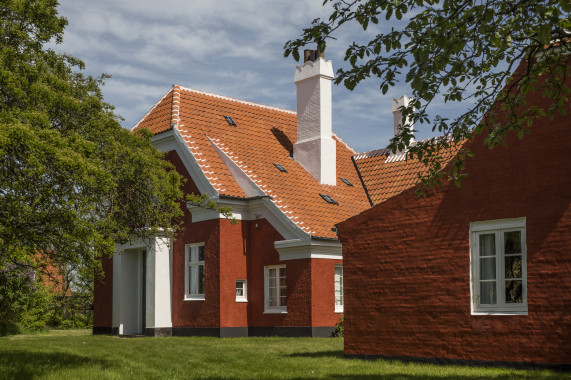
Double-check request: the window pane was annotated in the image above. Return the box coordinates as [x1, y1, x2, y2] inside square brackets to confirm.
[480, 257, 496, 280]
[505, 280, 523, 303]
[190, 265, 197, 294]
[190, 248, 197, 263]
[236, 281, 243, 297]
[505, 255, 522, 279]
[335, 266, 343, 306]
[480, 282, 497, 304]
[504, 231, 521, 255]
[479, 234, 496, 256]
[198, 245, 205, 261]
[269, 286, 277, 306]
[198, 265, 205, 294]
[280, 294, 287, 307]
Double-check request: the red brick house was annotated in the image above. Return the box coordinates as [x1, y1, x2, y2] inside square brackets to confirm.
[93, 51, 370, 337]
[337, 69, 571, 366]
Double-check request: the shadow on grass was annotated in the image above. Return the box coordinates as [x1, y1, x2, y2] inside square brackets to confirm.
[0, 350, 113, 378]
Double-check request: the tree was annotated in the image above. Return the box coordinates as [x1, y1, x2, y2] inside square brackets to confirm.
[0, 0, 184, 290]
[285, 0, 571, 189]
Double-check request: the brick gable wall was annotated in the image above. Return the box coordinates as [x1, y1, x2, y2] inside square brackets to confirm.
[338, 79, 571, 365]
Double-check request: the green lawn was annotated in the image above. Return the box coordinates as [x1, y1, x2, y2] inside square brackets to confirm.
[0, 330, 568, 379]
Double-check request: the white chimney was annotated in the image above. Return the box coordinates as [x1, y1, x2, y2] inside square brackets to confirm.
[293, 50, 336, 186]
[392, 95, 414, 144]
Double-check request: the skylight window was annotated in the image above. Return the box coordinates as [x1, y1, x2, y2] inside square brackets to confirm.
[273, 163, 288, 173]
[320, 193, 338, 205]
[223, 115, 236, 126]
[340, 177, 354, 186]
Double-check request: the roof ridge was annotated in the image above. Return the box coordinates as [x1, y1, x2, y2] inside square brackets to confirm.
[171, 85, 181, 127]
[176, 85, 297, 115]
[131, 88, 174, 131]
[332, 132, 356, 154]
[353, 148, 391, 160]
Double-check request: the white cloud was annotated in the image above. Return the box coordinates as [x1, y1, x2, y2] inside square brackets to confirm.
[53, 0, 449, 152]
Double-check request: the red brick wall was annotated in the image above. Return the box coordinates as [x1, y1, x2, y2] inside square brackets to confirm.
[246, 218, 312, 327]
[311, 259, 343, 327]
[337, 86, 571, 364]
[219, 218, 248, 328]
[168, 151, 220, 328]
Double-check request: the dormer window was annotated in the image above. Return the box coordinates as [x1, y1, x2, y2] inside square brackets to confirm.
[273, 163, 288, 173]
[223, 115, 236, 126]
[340, 177, 354, 186]
[320, 193, 338, 205]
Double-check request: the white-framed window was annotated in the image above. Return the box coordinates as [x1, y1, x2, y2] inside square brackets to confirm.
[236, 280, 247, 302]
[334, 265, 343, 313]
[185, 243, 205, 300]
[470, 218, 527, 314]
[264, 265, 287, 313]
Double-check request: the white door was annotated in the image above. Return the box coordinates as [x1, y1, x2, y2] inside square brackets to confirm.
[120, 250, 143, 335]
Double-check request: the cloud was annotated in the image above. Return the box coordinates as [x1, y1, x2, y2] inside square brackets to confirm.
[53, 0, 447, 152]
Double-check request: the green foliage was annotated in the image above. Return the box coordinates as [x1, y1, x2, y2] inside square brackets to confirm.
[0, 0, 185, 291]
[333, 314, 344, 337]
[0, 263, 52, 335]
[285, 0, 571, 191]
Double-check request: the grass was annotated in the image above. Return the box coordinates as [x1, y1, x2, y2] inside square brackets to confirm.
[0, 330, 568, 379]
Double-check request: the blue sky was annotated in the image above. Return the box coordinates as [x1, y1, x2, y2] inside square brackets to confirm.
[53, 0, 454, 153]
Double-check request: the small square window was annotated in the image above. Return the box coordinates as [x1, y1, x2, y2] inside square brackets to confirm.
[236, 280, 247, 302]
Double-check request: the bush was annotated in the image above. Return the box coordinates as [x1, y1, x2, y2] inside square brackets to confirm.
[333, 315, 344, 337]
[0, 321, 23, 336]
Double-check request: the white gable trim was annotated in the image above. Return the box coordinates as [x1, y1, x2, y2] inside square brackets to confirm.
[274, 238, 342, 261]
[151, 129, 218, 198]
[207, 136, 266, 198]
[187, 196, 309, 241]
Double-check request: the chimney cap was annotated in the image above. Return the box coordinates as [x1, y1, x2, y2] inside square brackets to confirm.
[303, 49, 325, 63]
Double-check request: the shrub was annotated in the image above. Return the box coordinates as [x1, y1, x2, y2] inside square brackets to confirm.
[333, 315, 344, 337]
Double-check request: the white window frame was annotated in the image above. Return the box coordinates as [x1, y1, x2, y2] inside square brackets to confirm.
[184, 243, 205, 301]
[236, 279, 247, 302]
[264, 265, 287, 314]
[334, 264, 343, 313]
[470, 218, 527, 315]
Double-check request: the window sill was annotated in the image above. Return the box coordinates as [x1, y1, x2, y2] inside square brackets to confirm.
[184, 296, 205, 301]
[472, 310, 528, 316]
[335, 307, 344, 314]
[263, 309, 287, 314]
[236, 299, 248, 303]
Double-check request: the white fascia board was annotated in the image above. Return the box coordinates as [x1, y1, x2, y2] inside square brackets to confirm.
[187, 196, 308, 241]
[151, 129, 218, 198]
[274, 238, 342, 261]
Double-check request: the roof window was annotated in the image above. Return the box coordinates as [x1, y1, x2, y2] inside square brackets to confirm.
[273, 163, 288, 173]
[320, 193, 338, 205]
[223, 115, 236, 126]
[340, 177, 354, 186]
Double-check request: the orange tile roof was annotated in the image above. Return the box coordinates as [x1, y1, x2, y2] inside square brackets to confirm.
[134, 85, 370, 238]
[353, 141, 464, 205]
